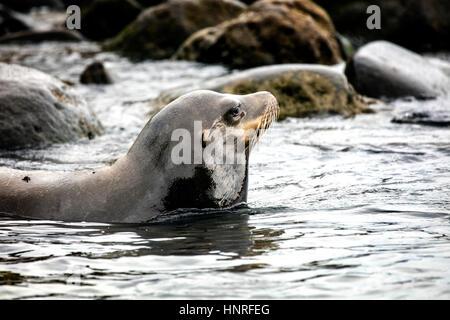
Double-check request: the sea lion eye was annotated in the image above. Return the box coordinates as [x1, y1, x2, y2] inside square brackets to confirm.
[230, 105, 241, 117]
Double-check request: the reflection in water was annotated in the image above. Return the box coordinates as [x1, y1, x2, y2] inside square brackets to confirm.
[0, 209, 286, 298]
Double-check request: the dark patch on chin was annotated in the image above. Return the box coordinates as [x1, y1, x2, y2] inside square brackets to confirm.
[163, 167, 219, 211]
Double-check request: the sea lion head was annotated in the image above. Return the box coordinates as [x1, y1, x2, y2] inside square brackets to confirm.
[129, 90, 279, 214]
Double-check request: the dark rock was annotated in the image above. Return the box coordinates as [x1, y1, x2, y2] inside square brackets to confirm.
[135, 0, 166, 7]
[174, 0, 342, 69]
[315, 0, 450, 52]
[0, 29, 84, 44]
[80, 61, 113, 84]
[60, 0, 91, 6]
[345, 41, 450, 99]
[80, 0, 143, 41]
[0, 0, 64, 13]
[155, 64, 371, 119]
[104, 0, 246, 60]
[0, 5, 30, 37]
[0, 63, 103, 150]
[392, 112, 450, 127]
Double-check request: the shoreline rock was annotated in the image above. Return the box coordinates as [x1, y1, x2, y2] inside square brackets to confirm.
[80, 61, 113, 84]
[345, 41, 450, 99]
[0, 63, 103, 150]
[174, 0, 342, 69]
[104, 0, 246, 60]
[155, 64, 372, 119]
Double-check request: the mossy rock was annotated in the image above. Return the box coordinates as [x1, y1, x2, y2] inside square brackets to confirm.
[174, 0, 342, 68]
[221, 71, 370, 119]
[154, 64, 372, 119]
[104, 0, 246, 60]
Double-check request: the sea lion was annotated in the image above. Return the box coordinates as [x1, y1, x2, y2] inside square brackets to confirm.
[0, 90, 279, 223]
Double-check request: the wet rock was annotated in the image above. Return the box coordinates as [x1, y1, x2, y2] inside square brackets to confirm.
[0, 0, 64, 12]
[0, 5, 30, 37]
[0, 63, 103, 150]
[155, 64, 371, 119]
[391, 98, 450, 127]
[80, 61, 113, 84]
[392, 112, 450, 127]
[104, 0, 246, 60]
[0, 29, 84, 44]
[315, 0, 450, 52]
[174, 0, 342, 69]
[80, 0, 143, 41]
[345, 41, 450, 99]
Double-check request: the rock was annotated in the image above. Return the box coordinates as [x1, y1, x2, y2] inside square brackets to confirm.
[345, 41, 450, 99]
[0, 29, 84, 44]
[315, 0, 450, 52]
[155, 64, 371, 119]
[0, 63, 103, 150]
[60, 0, 91, 6]
[104, 0, 246, 60]
[174, 0, 342, 69]
[0, 0, 64, 13]
[135, 0, 166, 7]
[80, 0, 143, 41]
[392, 111, 450, 127]
[0, 5, 30, 37]
[391, 97, 450, 127]
[426, 57, 450, 78]
[80, 61, 113, 84]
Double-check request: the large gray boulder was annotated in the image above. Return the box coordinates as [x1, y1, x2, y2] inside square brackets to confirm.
[155, 64, 372, 119]
[0, 63, 103, 149]
[345, 41, 450, 99]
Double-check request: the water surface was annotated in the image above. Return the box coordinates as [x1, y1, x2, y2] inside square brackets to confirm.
[0, 42, 449, 299]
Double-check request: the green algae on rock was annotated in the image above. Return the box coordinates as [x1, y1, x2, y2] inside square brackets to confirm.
[154, 64, 372, 119]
